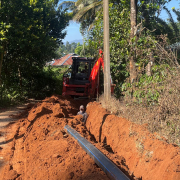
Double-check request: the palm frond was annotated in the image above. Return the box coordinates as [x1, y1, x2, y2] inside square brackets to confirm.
[75, 0, 86, 7]
[155, 17, 174, 39]
[73, 1, 103, 21]
[58, 1, 75, 10]
[172, 9, 180, 22]
[88, 8, 103, 31]
[164, 7, 179, 37]
[75, 0, 100, 7]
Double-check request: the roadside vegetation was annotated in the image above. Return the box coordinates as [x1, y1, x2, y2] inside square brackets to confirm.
[0, 0, 71, 106]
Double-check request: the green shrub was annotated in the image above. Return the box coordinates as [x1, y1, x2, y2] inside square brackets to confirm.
[122, 64, 171, 106]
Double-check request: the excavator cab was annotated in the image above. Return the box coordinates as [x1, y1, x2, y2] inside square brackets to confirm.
[70, 57, 94, 85]
[62, 57, 95, 97]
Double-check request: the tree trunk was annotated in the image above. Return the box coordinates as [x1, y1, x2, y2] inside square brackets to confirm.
[0, 45, 4, 85]
[146, 51, 153, 76]
[103, 0, 111, 102]
[130, 0, 137, 83]
[18, 66, 22, 88]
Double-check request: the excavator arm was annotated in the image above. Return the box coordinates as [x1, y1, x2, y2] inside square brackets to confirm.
[88, 49, 114, 97]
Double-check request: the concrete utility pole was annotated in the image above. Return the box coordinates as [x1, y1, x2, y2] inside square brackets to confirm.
[103, 0, 111, 102]
[130, 0, 137, 83]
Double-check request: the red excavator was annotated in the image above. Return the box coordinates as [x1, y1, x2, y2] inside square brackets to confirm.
[62, 50, 115, 98]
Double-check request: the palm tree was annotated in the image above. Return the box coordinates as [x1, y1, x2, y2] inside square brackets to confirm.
[172, 8, 180, 22]
[162, 7, 180, 44]
[59, 0, 103, 31]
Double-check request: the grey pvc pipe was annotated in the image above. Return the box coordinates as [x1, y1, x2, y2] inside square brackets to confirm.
[64, 125, 130, 180]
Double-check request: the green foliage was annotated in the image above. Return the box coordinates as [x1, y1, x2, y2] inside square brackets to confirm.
[56, 42, 82, 57]
[122, 64, 171, 105]
[75, 43, 83, 55]
[138, 0, 171, 31]
[163, 7, 180, 43]
[77, 39, 99, 57]
[0, 23, 10, 49]
[26, 66, 66, 99]
[0, 0, 71, 105]
[83, 0, 176, 97]
[138, 0, 180, 43]
[0, 65, 67, 104]
[109, 3, 131, 96]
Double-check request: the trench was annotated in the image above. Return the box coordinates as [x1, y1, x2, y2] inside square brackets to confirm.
[0, 96, 180, 180]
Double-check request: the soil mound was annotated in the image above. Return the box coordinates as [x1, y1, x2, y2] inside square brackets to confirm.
[0, 95, 108, 180]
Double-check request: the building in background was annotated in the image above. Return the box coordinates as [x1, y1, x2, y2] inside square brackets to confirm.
[51, 53, 79, 67]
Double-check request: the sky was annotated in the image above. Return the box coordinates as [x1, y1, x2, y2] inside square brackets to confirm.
[63, 21, 82, 43]
[159, 0, 180, 20]
[63, 0, 180, 43]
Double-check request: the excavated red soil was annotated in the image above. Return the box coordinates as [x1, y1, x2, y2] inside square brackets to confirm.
[0, 96, 109, 180]
[86, 102, 180, 180]
[0, 95, 180, 180]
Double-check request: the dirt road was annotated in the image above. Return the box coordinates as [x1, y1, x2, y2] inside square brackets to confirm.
[0, 101, 40, 175]
[0, 104, 27, 174]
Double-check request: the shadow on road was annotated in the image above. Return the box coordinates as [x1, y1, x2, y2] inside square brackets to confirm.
[0, 134, 24, 146]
